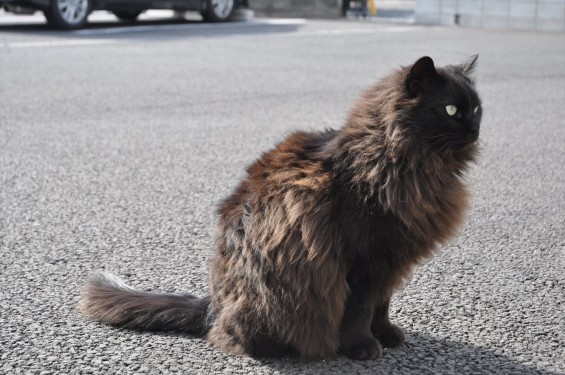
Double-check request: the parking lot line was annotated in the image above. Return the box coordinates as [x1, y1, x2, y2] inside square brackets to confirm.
[1, 39, 118, 48]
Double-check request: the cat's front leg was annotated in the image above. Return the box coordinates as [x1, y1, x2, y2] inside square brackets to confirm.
[371, 297, 405, 348]
[339, 265, 383, 360]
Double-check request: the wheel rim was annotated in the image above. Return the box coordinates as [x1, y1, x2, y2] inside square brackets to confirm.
[57, 0, 88, 25]
[210, 0, 234, 19]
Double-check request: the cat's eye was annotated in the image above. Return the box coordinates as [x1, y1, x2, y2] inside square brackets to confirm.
[474, 106, 479, 114]
[446, 105, 457, 116]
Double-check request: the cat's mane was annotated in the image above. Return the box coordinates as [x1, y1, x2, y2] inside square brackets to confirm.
[325, 64, 479, 245]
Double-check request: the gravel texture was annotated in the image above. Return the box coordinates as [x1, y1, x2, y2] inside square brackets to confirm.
[1, 19, 564, 374]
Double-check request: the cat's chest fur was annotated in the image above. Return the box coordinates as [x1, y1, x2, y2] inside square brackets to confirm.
[332, 159, 470, 294]
[333, 154, 471, 266]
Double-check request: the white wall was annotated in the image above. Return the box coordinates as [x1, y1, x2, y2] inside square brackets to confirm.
[415, 0, 565, 31]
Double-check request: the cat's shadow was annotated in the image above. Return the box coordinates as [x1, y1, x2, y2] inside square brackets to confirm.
[143, 328, 554, 373]
[252, 331, 555, 374]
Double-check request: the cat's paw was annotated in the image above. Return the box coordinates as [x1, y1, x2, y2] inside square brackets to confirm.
[341, 336, 383, 360]
[374, 323, 405, 348]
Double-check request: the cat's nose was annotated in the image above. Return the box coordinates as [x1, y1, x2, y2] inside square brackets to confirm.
[465, 123, 480, 142]
[466, 120, 480, 133]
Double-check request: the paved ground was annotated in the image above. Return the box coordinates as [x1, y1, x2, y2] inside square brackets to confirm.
[1, 13, 564, 375]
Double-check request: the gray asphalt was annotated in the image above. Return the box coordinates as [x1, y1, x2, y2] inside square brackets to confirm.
[1, 16, 564, 375]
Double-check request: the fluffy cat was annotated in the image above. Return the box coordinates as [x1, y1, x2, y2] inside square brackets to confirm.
[79, 56, 482, 360]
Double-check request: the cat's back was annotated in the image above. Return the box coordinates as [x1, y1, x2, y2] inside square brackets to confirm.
[249, 129, 336, 193]
[218, 129, 338, 217]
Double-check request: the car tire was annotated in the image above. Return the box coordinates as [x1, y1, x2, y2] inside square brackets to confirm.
[44, 0, 91, 29]
[113, 10, 142, 22]
[201, 0, 234, 22]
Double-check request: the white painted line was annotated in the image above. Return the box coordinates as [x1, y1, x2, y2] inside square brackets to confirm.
[286, 26, 416, 37]
[2, 39, 118, 48]
[254, 18, 306, 26]
[71, 18, 307, 36]
[70, 21, 412, 38]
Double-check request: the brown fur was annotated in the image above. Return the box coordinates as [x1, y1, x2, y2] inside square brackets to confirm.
[79, 56, 482, 360]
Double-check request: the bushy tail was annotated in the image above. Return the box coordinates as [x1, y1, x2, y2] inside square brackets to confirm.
[78, 272, 211, 335]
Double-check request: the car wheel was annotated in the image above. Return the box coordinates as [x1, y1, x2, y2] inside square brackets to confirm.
[44, 0, 90, 29]
[113, 10, 142, 22]
[201, 0, 234, 22]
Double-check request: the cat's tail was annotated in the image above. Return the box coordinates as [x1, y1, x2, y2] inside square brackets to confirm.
[78, 272, 211, 335]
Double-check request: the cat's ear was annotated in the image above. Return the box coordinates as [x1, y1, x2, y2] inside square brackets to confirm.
[459, 54, 479, 76]
[406, 56, 439, 97]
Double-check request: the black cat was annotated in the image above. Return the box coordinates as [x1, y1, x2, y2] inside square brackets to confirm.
[80, 55, 482, 359]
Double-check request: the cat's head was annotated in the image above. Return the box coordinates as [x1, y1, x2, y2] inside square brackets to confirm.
[402, 56, 482, 152]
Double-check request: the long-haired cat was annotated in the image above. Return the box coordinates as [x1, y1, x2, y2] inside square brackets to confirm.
[79, 56, 482, 360]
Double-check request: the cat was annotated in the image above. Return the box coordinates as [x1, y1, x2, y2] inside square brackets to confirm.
[79, 55, 482, 360]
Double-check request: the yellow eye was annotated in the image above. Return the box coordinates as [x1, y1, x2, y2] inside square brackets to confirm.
[446, 105, 457, 116]
[474, 106, 479, 114]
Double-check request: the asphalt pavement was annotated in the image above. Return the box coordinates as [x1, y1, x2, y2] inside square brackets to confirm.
[1, 12, 564, 375]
